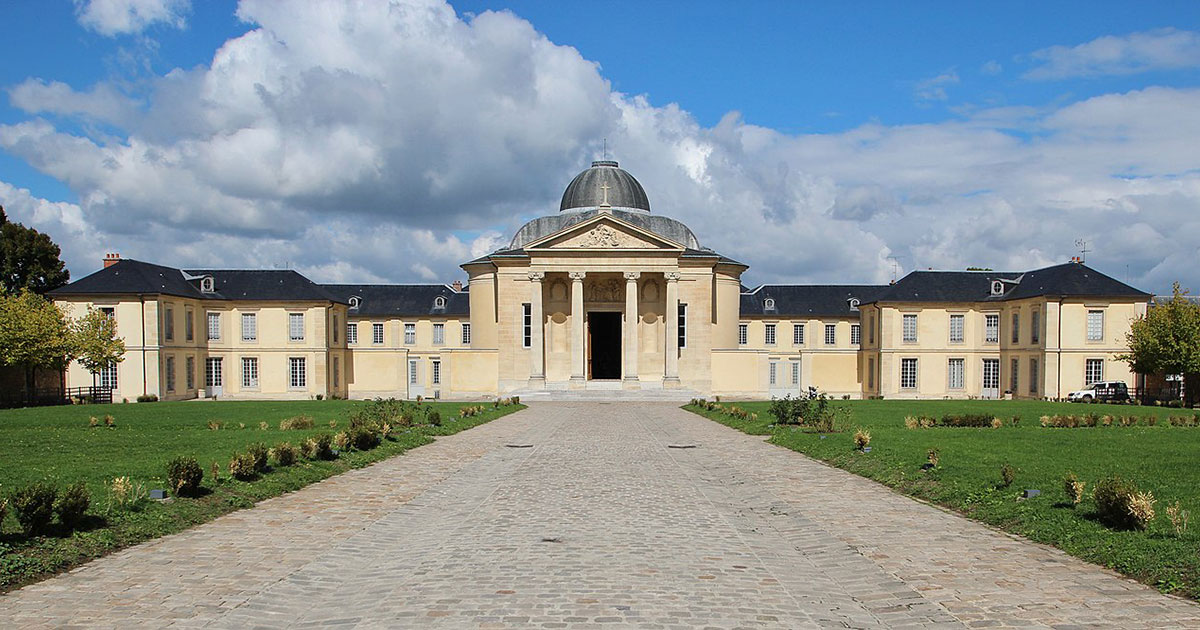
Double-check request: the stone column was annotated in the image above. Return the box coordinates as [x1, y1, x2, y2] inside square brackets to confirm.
[623, 272, 640, 385]
[664, 271, 681, 386]
[569, 271, 587, 385]
[528, 271, 545, 386]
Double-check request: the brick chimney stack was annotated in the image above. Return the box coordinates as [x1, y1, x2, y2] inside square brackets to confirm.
[103, 253, 121, 268]
[452, 280, 463, 292]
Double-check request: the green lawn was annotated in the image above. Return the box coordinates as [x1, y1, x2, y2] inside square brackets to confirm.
[686, 399, 1200, 600]
[0, 398, 524, 592]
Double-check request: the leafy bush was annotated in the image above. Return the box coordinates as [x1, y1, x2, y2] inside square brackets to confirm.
[210, 461, 220, 484]
[280, 415, 315, 430]
[103, 414, 116, 428]
[1063, 472, 1085, 506]
[333, 431, 350, 451]
[299, 438, 315, 459]
[308, 433, 335, 460]
[939, 413, 994, 428]
[926, 448, 940, 468]
[1166, 501, 1190, 536]
[207, 420, 224, 430]
[10, 482, 58, 535]
[136, 394, 158, 403]
[55, 481, 90, 528]
[259, 421, 269, 430]
[1093, 476, 1155, 530]
[990, 417, 1003, 429]
[228, 452, 257, 480]
[853, 427, 871, 450]
[271, 442, 298, 467]
[166, 456, 204, 497]
[107, 476, 146, 511]
[348, 426, 380, 451]
[999, 464, 1015, 488]
[245, 443, 269, 473]
[427, 409, 443, 427]
[88, 416, 99, 428]
[769, 388, 849, 432]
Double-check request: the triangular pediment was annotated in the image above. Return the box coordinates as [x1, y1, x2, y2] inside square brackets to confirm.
[525, 214, 685, 251]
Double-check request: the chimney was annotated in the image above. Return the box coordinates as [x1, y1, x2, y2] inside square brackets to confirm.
[103, 253, 121, 268]
[452, 280, 463, 292]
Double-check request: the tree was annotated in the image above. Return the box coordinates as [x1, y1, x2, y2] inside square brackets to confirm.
[72, 306, 126, 385]
[0, 205, 70, 295]
[0, 289, 76, 392]
[1120, 282, 1200, 406]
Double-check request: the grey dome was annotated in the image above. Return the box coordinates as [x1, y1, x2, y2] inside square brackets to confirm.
[559, 160, 650, 213]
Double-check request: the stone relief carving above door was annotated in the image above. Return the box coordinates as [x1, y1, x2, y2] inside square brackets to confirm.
[585, 278, 623, 302]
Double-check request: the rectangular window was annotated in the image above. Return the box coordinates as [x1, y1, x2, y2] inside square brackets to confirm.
[242, 357, 259, 388]
[100, 307, 115, 319]
[164, 306, 174, 341]
[901, 358, 918, 389]
[241, 313, 257, 341]
[948, 358, 964, 390]
[289, 313, 305, 341]
[902, 313, 917, 342]
[409, 360, 419, 385]
[738, 323, 748, 345]
[333, 357, 340, 388]
[1085, 358, 1103, 385]
[347, 322, 358, 345]
[868, 314, 875, 344]
[373, 323, 385, 345]
[985, 314, 999, 343]
[1011, 358, 1020, 392]
[851, 324, 861, 345]
[165, 356, 176, 392]
[764, 323, 776, 346]
[522, 303, 532, 348]
[824, 323, 836, 346]
[678, 303, 687, 349]
[868, 357, 875, 389]
[433, 323, 445, 345]
[207, 312, 220, 340]
[289, 357, 306, 389]
[1029, 358, 1038, 394]
[99, 364, 118, 389]
[432, 360, 441, 385]
[1087, 310, 1104, 341]
[333, 315, 339, 344]
[205, 357, 222, 387]
[792, 323, 804, 345]
[404, 323, 416, 344]
[1031, 310, 1040, 344]
[949, 314, 964, 343]
[461, 323, 471, 345]
[1012, 312, 1020, 344]
[769, 361, 777, 386]
[791, 361, 800, 385]
[186, 356, 195, 390]
[185, 310, 194, 342]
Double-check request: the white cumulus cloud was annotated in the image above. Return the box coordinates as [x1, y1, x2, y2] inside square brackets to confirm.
[75, 0, 190, 37]
[1025, 27, 1200, 80]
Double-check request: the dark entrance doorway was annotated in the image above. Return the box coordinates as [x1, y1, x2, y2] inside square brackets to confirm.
[587, 311, 622, 379]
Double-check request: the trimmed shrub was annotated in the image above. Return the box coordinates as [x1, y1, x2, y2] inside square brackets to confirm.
[927, 448, 940, 468]
[271, 442, 298, 467]
[299, 438, 315, 459]
[259, 421, 269, 431]
[166, 456, 204, 497]
[940, 414, 994, 428]
[309, 433, 335, 460]
[1063, 472, 1085, 506]
[245, 443, 269, 473]
[990, 417, 1003, 429]
[427, 409, 443, 427]
[10, 482, 58, 535]
[349, 426, 380, 451]
[1093, 476, 1155, 530]
[280, 415, 315, 430]
[333, 431, 349, 451]
[853, 427, 871, 450]
[136, 394, 158, 402]
[88, 416, 99, 428]
[55, 481, 90, 528]
[228, 452, 257, 480]
[999, 464, 1015, 488]
[103, 414, 116, 428]
[207, 420, 224, 430]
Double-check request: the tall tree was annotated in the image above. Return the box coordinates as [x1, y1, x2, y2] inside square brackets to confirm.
[0, 205, 70, 295]
[0, 289, 76, 392]
[1120, 282, 1200, 406]
[72, 306, 126, 385]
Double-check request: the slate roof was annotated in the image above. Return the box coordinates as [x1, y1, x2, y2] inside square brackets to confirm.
[741, 284, 887, 318]
[48, 259, 342, 303]
[867, 263, 1149, 304]
[323, 284, 469, 317]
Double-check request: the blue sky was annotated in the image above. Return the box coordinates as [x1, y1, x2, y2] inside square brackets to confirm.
[2, 1, 1200, 292]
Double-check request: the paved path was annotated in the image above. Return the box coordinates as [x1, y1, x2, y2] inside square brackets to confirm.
[3, 403, 1198, 629]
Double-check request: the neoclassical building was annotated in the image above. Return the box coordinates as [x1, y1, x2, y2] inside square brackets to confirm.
[50, 161, 1150, 401]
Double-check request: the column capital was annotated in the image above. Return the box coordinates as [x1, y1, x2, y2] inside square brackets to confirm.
[569, 271, 587, 281]
[527, 271, 545, 282]
[623, 271, 641, 281]
[664, 271, 681, 282]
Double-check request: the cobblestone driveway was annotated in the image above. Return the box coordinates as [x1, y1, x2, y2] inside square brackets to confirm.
[3, 402, 1198, 628]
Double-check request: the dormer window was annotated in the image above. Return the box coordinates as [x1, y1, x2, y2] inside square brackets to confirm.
[348, 296, 361, 309]
[200, 277, 215, 293]
[763, 298, 775, 310]
[848, 298, 860, 311]
[434, 296, 447, 309]
[991, 281, 1004, 296]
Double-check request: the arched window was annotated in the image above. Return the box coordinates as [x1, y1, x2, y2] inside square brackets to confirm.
[200, 277, 214, 293]
[764, 298, 775, 310]
[348, 296, 361, 309]
[848, 298, 860, 311]
[434, 296, 447, 308]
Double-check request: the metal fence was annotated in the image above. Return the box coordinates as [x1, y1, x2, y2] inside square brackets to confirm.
[0, 386, 113, 409]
